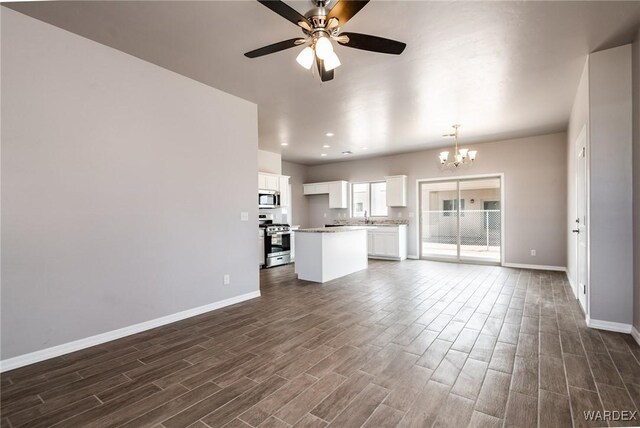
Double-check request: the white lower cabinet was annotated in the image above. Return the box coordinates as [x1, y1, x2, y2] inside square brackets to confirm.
[367, 225, 407, 260]
[259, 230, 265, 266]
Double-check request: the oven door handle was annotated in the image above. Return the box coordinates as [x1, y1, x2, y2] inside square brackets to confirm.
[267, 231, 291, 236]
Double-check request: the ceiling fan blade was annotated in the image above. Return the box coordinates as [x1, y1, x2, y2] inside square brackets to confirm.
[244, 38, 304, 58]
[316, 56, 334, 82]
[337, 32, 406, 55]
[257, 0, 311, 29]
[327, 0, 370, 26]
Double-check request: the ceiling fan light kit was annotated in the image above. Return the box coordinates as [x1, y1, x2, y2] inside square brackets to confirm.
[439, 125, 478, 169]
[245, 0, 407, 82]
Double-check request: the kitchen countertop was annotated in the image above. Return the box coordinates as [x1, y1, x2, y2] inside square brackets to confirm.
[297, 226, 377, 233]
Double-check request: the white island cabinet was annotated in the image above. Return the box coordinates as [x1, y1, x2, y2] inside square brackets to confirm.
[295, 227, 370, 283]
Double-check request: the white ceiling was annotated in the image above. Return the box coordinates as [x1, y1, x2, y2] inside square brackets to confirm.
[6, 1, 640, 165]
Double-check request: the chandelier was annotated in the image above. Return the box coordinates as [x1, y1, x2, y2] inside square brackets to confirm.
[439, 124, 477, 168]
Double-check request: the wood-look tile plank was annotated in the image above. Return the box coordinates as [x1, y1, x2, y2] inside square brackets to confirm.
[361, 403, 403, 428]
[475, 369, 512, 418]
[201, 374, 289, 427]
[327, 383, 388, 427]
[397, 381, 449, 427]
[48, 384, 161, 428]
[275, 372, 346, 425]
[239, 373, 317, 426]
[451, 328, 480, 354]
[256, 416, 290, 428]
[13, 396, 101, 428]
[503, 391, 537, 428]
[539, 390, 572, 428]
[468, 411, 502, 428]
[292, 413, 328, 428]
[469, 334, 497, 363]
[163, 377, 258, 428]
[432, 393, 475, 428]
[510, 356, 538, 397]
[564, 353, 597, 391]
[488, 342, 516, 374]
[586, 350, 625, 387]
[539, 355, 568, 395]
[431, 349, 468, 386]
[568, 386, 603, 428]
[597, 383, 638, 427]
[119, 382, 220, 428]
[310, 370, 373, 422]
[450, 358, 488, 400]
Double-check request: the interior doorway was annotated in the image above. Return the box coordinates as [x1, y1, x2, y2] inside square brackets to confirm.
[419, 176, 503, 264]
[575, 126, 588, 312]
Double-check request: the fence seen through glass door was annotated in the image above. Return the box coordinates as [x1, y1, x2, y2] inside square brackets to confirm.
[420, 177, 501, 263]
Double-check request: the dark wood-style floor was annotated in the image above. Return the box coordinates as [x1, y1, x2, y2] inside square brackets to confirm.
[2, 260, 640, 428]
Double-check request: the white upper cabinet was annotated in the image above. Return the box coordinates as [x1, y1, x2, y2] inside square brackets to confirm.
[328, 181, 348, 209]
[385, 175, 408, 207]
[303, 183, 330, 195]
[258, 172, 280, 191]
[303, 181, 348, 209]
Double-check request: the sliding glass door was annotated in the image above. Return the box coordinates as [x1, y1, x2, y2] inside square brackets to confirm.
[420, 177, 502, 264]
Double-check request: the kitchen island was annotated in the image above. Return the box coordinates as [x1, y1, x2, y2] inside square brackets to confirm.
[295, 226, 372, 283]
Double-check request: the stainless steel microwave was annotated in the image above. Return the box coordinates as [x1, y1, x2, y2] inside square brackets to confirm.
[258, 190, 280, 209]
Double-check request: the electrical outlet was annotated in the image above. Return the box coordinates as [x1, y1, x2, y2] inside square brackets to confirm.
[530, 249, 536, 257]
[398, 212, 403, 218]
[323, 212, 327, 218]
[223, 274, 230, 285]
[408, 212, 414, 218]
[240, 212, 249, 221]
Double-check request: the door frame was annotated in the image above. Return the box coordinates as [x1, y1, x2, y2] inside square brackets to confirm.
[416, 173, 505, 265]
[574, 125, 590, 315]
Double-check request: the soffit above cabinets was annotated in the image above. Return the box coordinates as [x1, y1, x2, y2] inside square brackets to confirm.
[8, 1, 640, 164]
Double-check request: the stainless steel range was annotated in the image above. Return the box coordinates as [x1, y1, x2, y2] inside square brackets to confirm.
[259, 215, 291, 268]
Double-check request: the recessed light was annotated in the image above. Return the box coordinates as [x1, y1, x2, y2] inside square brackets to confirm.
[325, 132, 334, 137]
[342, 150, 353, 155]
[281, 142, 288, 146]
[361, 147, 368, 150]
[321, 153, 328, 157]
[323, 144, 331, 148]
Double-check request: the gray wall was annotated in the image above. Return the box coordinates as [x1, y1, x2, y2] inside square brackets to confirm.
[282, 161, 309, 228]
[588, 45, 634, 326]
[1, 9, 259, 360]
[633, 31, 640, 334]
[304, 132, 568, 267]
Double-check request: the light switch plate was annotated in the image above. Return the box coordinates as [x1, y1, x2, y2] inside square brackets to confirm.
[240, 212, 249, 221]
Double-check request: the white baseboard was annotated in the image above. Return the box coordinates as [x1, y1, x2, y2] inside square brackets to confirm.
[632, 326, 640, 346]
[502, 263, 567, 272]
[586, 316, 633, 334]
[407, 254, 419, 260]
[0, 290, 261, 373]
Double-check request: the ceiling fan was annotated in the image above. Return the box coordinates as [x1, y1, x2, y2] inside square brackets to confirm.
[244, 0, 407, 82]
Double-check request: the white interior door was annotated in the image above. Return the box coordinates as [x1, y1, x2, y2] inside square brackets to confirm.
[575, 127, 588, 312]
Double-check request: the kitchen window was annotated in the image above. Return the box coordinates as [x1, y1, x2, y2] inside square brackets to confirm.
[351, 181, 388, 217]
